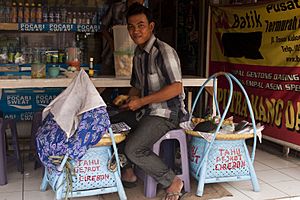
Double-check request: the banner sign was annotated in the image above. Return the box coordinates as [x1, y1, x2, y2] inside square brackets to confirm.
[19, 23, 101, 32]
[0, 88, 64, 121]
[209, 0, 300, 146]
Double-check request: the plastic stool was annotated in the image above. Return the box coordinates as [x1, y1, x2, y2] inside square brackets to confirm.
[137, 129, 190, 198]
[0, 118, 24, 185]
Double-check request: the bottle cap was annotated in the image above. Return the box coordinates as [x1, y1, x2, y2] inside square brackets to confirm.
[90, 57, 94, 62]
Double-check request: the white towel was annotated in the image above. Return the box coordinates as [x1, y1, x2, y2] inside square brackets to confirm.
[43, 69, 106, 138]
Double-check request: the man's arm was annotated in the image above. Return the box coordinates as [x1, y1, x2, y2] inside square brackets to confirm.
[128, 87, 141, 97]
[122, 82, 182, 111]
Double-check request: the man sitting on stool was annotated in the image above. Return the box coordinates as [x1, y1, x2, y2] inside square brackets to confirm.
[111, 3, 187, 200]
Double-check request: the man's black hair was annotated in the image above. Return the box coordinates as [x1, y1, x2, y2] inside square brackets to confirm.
[126, 3, 153, 23]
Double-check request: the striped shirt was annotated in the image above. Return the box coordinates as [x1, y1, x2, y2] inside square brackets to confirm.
[130, 34, 187, 121]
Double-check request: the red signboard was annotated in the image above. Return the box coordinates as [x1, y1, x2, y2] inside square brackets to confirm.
[209, 0, 300, 146]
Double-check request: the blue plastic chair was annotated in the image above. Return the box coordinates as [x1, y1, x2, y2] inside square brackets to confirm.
[188, 72, 260, 196]
[37, 108, 127, 200]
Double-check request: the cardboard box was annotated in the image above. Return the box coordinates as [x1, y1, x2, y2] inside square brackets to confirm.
[0, 88, 64, 121]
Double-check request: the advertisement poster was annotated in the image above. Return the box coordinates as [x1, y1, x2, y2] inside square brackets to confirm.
[209, 0, 300, 146]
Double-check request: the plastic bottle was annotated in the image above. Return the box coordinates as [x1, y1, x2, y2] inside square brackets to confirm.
[82, 12, 86, 24]
[89, 57, 94, 77]
[60, 7, 67, 23]
[66, 11, 72, 23]
[36, 3, 42, 23]
[77, 12, 82, 24]
[0, 0, 5, 23]
[18, 2, 23, 23]
[24, 2, 30, 23]
[30, 2, 36, 23]
[72, 12, 76, 24]
[7, 43, 15, 63]
[58, 49, 65, 64]
[1, 46, 8, 64]
[4, 1, 11, 23]
[86, 12, 91, 24]
[10, 2, 17, 23]
[48, 7, 54, 23]
[54, 7, 60, 23]
[42, 5, 48, 23]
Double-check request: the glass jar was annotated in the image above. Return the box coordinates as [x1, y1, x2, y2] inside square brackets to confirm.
[31, 48, 46, 78]
[31, 63, 46, 78]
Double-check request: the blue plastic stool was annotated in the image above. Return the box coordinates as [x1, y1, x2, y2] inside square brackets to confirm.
[187, 72, 260, 196]
[40, 127, 127, 200]
[136, 129, 191, 198]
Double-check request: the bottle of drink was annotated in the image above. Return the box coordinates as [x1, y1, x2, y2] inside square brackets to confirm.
[86, 12, 91, 24]
[10, 2, 17, 23]
[58, 49, 65, 64]
[18, 2, 23, 23]
[48, 7, 54, 23]
[28, 47, 33, 63]
[66, 11, 72, 23]
[30, 2, 36, 23]
[77, 12, 82, 24]
[1, 46, 8, 64]
[24, 2, 30, 23]
[72, 12, 76, 24]
[54, 7, 60, 23]
[7, 43, 15, 63]
[81, 12, 86, 24]
[4, 1, 11, 23]
[0, 0, 5, 23]
[92, 12, 97, 24]
[36, 3, 42, 23]
[89, 57, 94, 77]
[42, 5, 48, 23]
[60, 7, 67, 23]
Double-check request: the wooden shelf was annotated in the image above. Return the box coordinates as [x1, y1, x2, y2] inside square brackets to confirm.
[0, 23, 18, 31]
[0, 23, 101, 32]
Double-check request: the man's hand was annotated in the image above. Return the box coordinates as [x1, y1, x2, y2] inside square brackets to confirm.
[120, 96, 142, 111]
[113, 95, 129, 107]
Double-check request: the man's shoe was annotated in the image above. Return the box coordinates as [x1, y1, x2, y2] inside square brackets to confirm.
[122, 180, 137, 188]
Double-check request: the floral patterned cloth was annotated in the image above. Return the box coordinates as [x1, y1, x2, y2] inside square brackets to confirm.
[35, 106, 110, 174]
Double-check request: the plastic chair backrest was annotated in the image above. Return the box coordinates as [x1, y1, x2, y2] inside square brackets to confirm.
[188, 72, 258, 176]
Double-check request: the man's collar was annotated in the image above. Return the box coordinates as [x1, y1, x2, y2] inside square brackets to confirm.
[137, 34, 156, 54]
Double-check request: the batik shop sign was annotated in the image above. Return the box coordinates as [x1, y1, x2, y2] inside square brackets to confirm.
[209, 0, 300, 146]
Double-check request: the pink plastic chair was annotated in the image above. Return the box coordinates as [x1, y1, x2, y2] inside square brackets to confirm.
[136, 129, 190, 198]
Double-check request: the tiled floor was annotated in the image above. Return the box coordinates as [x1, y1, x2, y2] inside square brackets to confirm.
[1, 142, 300, 200]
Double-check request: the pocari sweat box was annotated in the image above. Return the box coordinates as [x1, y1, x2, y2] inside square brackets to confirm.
[0, 88, 64, 121]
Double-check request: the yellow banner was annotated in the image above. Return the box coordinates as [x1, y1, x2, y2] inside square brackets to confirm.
[210, 0, 300, 67]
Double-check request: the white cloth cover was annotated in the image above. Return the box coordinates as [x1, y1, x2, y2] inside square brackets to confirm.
[43, 69, 106, 138]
